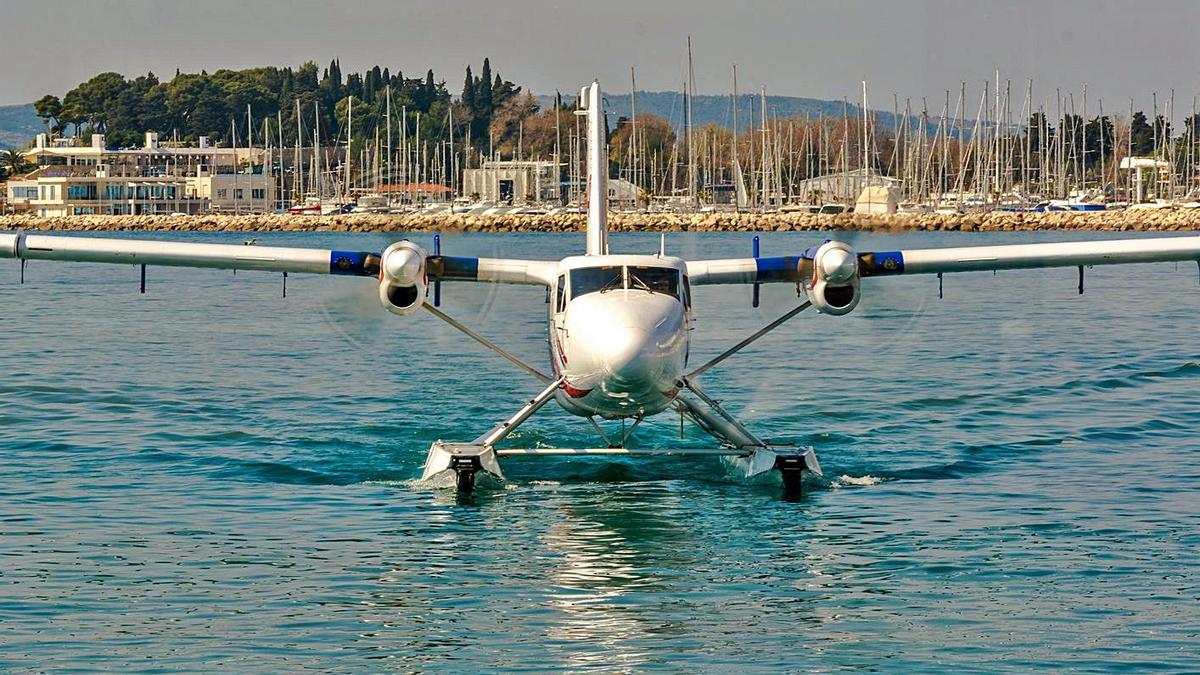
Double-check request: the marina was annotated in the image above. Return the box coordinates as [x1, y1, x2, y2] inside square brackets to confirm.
[8, 58, 1200, 220]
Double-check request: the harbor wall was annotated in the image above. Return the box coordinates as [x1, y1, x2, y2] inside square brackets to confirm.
[2, 210, 1200, 233]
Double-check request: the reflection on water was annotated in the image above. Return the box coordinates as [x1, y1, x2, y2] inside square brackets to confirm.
[539, 484, 688, 671]
[1, 230, 1198, 671]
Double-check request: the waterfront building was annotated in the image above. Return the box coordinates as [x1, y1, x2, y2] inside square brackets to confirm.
[462, 160, 562, 204]
[8, 132, 275, 216]
[375, 182, 454, 205]
[793, 170, 902, 206]
[606, 178, 640, 208]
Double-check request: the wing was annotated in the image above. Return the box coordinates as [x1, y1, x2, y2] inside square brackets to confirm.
[859, 235, 1200, 277]
[0, 232, 556, 285]
[687, 235, 1200, 285]
[1, 232, 380, 276]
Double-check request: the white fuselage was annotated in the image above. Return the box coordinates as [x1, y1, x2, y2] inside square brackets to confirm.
[548, 255, 691, 418]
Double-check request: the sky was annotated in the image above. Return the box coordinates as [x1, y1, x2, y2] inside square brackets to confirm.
[5, 0, 1200, 114]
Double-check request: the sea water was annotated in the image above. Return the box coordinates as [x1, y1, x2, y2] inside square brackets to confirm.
[1, 230, 1197, 671]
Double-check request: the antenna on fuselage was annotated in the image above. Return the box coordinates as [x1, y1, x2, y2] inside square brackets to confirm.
[578, 81, 608, 256]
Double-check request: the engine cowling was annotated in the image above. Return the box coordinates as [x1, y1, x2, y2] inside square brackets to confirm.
[378, 241, 429, 316]
[804, 241, 861, 315]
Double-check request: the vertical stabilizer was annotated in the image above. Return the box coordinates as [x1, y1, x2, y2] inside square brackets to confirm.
[581, 81, 608, 255]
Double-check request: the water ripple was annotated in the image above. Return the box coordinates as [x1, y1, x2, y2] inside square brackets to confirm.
[1, 230, 1197, 671]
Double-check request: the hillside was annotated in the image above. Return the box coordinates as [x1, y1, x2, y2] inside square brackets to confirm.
[0, 103, 41, 149]
[0, 90, 922, 150]
[535, 91, 913, 132]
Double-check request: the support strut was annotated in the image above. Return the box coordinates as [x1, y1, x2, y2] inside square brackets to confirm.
[676, 380, 821, 498]
[687, 301, 811, 379]
[423, 302, 553, 383]
[422, 377, 564, 491]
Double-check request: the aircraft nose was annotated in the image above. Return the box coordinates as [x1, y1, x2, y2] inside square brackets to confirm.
[597, 328, 654, 379]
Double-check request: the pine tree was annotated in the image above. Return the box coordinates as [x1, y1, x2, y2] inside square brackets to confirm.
[1130, 111, 1154, 155]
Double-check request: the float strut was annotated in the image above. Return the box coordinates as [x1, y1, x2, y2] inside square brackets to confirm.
[140, 264, 146, 294]
[433, 234, 442, 307]
[1078, 265, 1084, 295]
[751, 235, 761, 308]
[282, 272, 288, 299]
[938, 272, 943, 299]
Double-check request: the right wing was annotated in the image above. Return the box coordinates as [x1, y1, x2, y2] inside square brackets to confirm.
[2, 232, 558, 316]
[0, 232, 557, 285]
[1, 232, 381, 277]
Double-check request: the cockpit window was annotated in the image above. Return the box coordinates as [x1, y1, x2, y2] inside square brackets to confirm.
[628, 266, 679, 298]
[570, 266, 623, 298]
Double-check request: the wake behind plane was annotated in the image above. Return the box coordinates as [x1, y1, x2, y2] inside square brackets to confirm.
[5, 82, 1200, 496]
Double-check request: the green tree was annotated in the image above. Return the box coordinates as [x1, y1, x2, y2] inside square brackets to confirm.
[1130, 111, 1154, 155]
[67, 71, 128, 132]
[0, 149, 31, 177]
[461, 65, 476, 120]
[165, 73, 228, 140]
[33, 94, 63, 134]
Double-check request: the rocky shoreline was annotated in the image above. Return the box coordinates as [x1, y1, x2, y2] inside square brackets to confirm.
[3, 210, 1200, 233]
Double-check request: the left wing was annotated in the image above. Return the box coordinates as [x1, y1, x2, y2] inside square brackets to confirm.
[687, 235, 1200, 285]
[686, 234, 1200, 315]
[857, 235, 1200, 277]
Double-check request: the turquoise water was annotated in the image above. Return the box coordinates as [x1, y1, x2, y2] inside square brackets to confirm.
[1, 230, 1198, 672]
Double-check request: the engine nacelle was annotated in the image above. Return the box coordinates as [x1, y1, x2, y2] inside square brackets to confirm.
[804, 241, 861, 315]
[378, 241, 429, 316]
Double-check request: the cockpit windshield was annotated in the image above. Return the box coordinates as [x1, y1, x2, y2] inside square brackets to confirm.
[628, 266, 679, 298]
[570, 266, 623, 298]
[569, 265, 680, 300]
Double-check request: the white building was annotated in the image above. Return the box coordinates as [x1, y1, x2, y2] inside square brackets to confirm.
[793, 170, 902, 205]
[462, 160, 561, 204]
[8, 132, 274, 215]
[607, 178, 640, 208]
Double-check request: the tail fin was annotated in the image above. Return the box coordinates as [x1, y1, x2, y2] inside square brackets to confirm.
[581, 81, 608, 255]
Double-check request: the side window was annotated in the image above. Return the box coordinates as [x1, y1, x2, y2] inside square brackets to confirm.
[555, 275, 567, 313]
[682, 275, 692, 310]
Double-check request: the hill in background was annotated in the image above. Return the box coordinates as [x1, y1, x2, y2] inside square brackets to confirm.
[0, 90, 918, 150]
[536, 91, 912, 132]
[0, 103, 42, 149]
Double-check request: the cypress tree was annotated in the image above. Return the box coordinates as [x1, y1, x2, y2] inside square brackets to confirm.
[423, 70, 436, 112]
[461, 65, 476, 117]
[479, 59, 493, 117]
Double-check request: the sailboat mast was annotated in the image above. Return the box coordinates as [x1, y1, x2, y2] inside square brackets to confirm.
[731, 64, 739, 212]
[231, 118, 240, 215]
[861, 80, 869, 189]
[630, 67, 638, 198]
[277, 109, 284, 210]
[554, 94, 562, 204]
[314, 102, 322, 202]
[345, 94, 353, 202]
[686, 36, 697, 207]
[386, 85, 393, 202]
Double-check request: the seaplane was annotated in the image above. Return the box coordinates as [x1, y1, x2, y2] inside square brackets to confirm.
[5, 81, 1200, 496]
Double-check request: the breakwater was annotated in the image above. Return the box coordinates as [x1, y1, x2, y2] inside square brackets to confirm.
[3, 210, 1200, 233]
